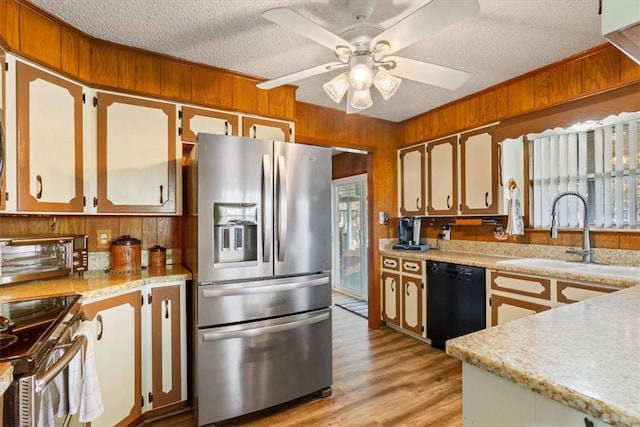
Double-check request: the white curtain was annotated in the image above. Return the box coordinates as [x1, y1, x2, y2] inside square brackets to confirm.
[531, 115, 639, 230]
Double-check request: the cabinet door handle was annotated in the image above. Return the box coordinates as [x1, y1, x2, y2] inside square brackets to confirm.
[485, 192, 489, 207]
[416, 197, 420, 210]
[405, 283, 410, 295]
[36, 175, 43, 199]
[390, 279, 395, 292]
[164, 298, 170, 319]
[93, 197, 98, 207]
[252, 125, 257, 138]
[447, 195, 451, 209]
[159, 185, 164, 204]
[96, 314, 104, 341]
[224, 120, 229, 135]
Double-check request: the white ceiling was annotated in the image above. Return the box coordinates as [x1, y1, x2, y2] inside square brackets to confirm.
[29, 0, 607, 123]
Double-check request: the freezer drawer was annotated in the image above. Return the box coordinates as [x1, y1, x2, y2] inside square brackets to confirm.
[195, 308, 332, 425]
[197, 273, 331, 327]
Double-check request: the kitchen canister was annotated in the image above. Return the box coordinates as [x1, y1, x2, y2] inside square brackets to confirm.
[110, 235, 142, 273]
[149, 245, 167, 268]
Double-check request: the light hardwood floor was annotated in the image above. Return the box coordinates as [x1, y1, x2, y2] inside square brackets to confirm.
[147, 299, 462, 426]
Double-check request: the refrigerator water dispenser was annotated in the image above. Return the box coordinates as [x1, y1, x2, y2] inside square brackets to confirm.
[214, 203, 258, 264]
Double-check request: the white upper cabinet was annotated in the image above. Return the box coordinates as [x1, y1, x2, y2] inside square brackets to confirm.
[241, 115, 293, 142]
[398, 144, 426, 216]
[15, 60, 85, 212]
[427, 136, 457, 216]
[96, 92, 179, 214]
[180, 105, 239, 142]
[460, 128, 499, 215]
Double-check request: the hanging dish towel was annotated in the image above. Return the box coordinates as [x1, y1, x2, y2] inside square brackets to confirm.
[37, 348, 65, 427]
[71, 320, 104, 422]
[506, 178, 525, 235]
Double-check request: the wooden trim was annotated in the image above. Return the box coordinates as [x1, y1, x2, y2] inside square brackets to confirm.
[16, 60, 84, 212]
[491, 293, 551, 327]
[83, 291, 142, 427]
[427, 136, 458, 215]
[96, 92, 177, 213]
[556, 280, 618, 304]
[399, 144, 426, 216]
[181, 106, 238, 141]
[490, 271, 551, 300]
[242, 116, 291, 142]
[459, 126, 499, 215]
[0, 48, 5, 210]
[151, 285, 182, 408]
[493, 83, 640, 142]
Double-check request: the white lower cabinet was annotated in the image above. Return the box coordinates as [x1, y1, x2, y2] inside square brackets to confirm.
[462, 363, 610, 426]
[83, 290, 142, 427]
[380, 256, 426, 340]
[487, 269, 622, 326]
[141, 281, 187, 411]
[83, 280, 186, 426]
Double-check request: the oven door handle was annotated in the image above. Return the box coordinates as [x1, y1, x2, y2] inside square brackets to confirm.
[34, 335, 86, 394]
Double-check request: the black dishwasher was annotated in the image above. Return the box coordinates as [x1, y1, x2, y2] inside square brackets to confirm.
[427, 261, 486, 351]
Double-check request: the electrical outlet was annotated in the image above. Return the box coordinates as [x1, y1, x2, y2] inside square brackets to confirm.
[441, 225, 451, 240]
[96, 229, 111, 249]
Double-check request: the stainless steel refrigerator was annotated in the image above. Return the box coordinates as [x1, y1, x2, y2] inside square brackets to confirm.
[185, 134, 332, 426]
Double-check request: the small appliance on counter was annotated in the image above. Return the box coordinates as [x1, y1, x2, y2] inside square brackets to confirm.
[0, 235, 88, 285]
[392, 217, 430, 251]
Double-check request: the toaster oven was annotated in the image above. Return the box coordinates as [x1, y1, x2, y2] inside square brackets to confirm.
[0, 235, 88, 285]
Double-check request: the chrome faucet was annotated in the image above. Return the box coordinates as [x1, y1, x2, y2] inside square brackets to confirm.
[550, 191, 591, 263]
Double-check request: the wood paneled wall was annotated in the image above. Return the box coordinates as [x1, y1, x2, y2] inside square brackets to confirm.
[399, 44, 640, 147]
[332, 152, 367, 180]
[0, 0, 295, 120]
[0, 215, 181, 252]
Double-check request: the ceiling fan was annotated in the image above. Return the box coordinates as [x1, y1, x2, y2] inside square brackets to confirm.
[257, 0, 480, 113]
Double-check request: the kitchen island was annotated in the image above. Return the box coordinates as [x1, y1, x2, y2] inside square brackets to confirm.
[446, 284, 640, 426]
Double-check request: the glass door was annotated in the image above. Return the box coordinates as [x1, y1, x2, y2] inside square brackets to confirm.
[332, 174, 368, 300]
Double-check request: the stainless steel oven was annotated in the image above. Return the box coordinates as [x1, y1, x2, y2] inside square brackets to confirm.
[1, 294, 84, 426]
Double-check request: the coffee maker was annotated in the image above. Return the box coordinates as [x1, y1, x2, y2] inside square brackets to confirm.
[392, 217, 429, 251]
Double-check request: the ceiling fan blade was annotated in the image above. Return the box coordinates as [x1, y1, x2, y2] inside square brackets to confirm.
[257, 62, 347, 90]
[262, 8, 355, 52]
[371, 0, 480, 55]
[387, 56, 470, 90]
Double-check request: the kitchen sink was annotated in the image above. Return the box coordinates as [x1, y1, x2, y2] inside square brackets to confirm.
[497, 258, 640, 280]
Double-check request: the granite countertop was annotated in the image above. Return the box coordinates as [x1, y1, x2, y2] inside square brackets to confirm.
[0, 362, 12, 396]
[380, 249, 639, 288]
[0, 264, 192, 302]
[446, 285, 640, 426]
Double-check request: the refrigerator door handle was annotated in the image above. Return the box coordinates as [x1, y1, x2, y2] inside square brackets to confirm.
[201, 275, 330, 297]
[201, 311, 330, 341]
[276, 155, 288, 262]
[262, 154, 272, 262]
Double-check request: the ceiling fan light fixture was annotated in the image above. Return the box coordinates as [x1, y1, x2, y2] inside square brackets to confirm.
[323, 73, 350, 103]
[348, 55, 374, 91]
[350, 88, 373, 110]
[373, 70, 401, 100]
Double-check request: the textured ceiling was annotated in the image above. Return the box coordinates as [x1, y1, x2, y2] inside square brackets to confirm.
[29, 0, 606, 122]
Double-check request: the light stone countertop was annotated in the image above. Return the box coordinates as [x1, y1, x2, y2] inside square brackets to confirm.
[0, 362, 12, 396]
[379, 249, 639, 288]
[446, 285, 640, 426]
[0, 264, 192, 302]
